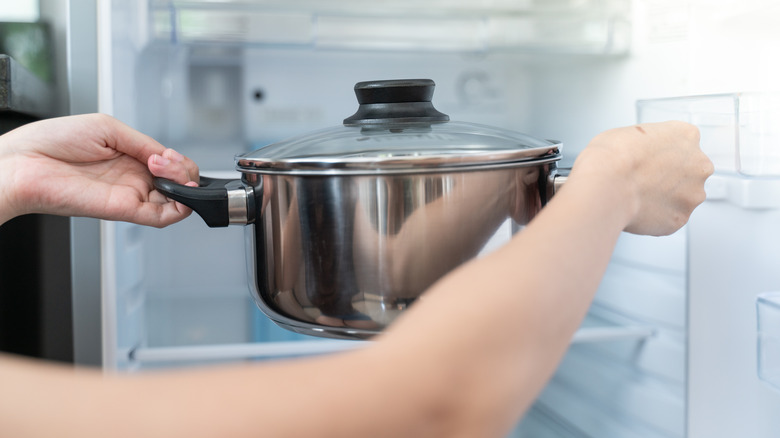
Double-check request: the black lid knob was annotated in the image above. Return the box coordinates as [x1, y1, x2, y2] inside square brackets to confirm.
[343, 79, 450, 126]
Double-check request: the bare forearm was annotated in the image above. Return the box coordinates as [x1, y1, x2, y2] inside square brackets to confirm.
[379, 170, 634, 435]
[0, 355, 117, 437]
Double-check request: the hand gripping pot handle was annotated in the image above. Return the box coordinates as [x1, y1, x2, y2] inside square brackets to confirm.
[153, 176, 257, 227]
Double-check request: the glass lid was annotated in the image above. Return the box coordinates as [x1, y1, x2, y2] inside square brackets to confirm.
[237, 79, 561, 175]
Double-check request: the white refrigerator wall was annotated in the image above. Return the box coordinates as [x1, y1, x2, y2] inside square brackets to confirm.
[519, 1, 780, 437]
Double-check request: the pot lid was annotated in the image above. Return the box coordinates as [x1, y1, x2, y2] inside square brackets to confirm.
[237, 79, 561, 175]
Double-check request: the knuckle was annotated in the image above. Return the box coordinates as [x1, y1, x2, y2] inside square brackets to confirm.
[92, 112, 116, 125]
[694, 189, 708, 206]
[703, 158, 715, 176]
[676, 121, 700, 143]
[687, 123, 701, 141]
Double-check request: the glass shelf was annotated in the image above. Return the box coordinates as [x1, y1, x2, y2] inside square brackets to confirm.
[150, 0, 631, 54]
[128, 323, 653, 367]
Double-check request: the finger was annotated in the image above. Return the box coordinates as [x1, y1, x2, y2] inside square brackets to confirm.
[147, 157, 198, 224]
[96, 114, 168, 164]
[147, 177, 195, 217]
[131, 188, 193, 228]
[162, 148, 200, 184]
[132, 199, 193, 228]
[93, 115, 200, 185]
[148, 151, 194, 185]
[99, 184, 192, 228]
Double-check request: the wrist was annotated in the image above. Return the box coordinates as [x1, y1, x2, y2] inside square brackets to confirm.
[566, 147, 639, 231]
[0, 134, 21, 224]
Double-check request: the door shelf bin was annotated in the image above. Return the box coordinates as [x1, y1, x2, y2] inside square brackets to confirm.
[758, 292, 780, 392]
[637, 92, 780, 178]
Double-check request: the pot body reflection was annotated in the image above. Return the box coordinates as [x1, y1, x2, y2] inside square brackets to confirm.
[243, 162, 556, 340]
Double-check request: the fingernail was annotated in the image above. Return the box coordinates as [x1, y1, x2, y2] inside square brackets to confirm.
[153, 154, 171, 166]
[165, 148, 185, 162]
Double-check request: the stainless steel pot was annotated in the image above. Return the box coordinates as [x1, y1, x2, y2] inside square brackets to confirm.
[156, 79, 565, 340]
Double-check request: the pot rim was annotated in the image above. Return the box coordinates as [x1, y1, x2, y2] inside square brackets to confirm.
[236, 148, 562, 176]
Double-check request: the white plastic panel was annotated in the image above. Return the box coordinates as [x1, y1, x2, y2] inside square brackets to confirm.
[687, 202, 780, 438]
[149, 0, 631, 54]
[104, 221, 146, 369]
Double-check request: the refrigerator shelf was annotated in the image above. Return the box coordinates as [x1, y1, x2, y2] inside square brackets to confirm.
[570, 325, 655, 343]
[127, 324, 654, 366]
[149, 0, 631, 54]
[130, 339, 361, 364]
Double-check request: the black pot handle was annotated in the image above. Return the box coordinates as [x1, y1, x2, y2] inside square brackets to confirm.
[153, 176, 256, 227]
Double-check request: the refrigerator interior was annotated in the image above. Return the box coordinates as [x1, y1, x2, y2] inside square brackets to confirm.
[103, 0, 635, 371]
[92, 0, 780, 436]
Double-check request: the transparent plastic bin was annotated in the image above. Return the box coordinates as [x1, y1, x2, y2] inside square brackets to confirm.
[150, 0, 631, 54]
[758, 292, 780, 392]
[637, 92, 780, 177]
